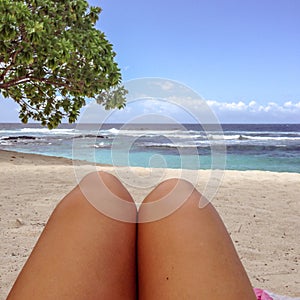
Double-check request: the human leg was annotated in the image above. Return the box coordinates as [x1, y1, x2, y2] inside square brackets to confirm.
[138, 178, 256, 299]
[8, 171, 137, 300]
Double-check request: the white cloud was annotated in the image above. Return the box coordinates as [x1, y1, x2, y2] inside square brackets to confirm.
[208, 100, 248, 111]
[78, 98, 300, 124]
[207, 99, 300, 113]
[154, 80, 175, 91]
[206, 100, 300, 122]
[77, 76, 300, 124]
[283, 101, 300, 109]
[249, 100, 256, 107]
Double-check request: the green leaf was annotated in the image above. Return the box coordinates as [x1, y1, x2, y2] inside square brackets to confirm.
[0, 0, 126, 128]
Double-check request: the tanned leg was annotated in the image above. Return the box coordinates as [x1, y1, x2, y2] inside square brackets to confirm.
[138, 178, 256, 299]
[8, 171, 137, 300]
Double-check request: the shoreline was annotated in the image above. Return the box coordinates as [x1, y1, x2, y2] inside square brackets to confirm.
[1, 149, 299, 175]
[0, 149, 299, 298]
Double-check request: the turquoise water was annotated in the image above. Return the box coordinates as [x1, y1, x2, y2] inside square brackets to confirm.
[0, 123, 299, 173]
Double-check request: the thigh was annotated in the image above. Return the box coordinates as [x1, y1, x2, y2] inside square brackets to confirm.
[138, 178, 256, 300]
[8, 171, 137, 300]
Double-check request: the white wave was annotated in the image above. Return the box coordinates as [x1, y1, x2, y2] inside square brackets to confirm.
[0, 130, 23, 135]
[106, 128, 119, 134]
[20, 128, 75, 135]
[242, 135, 300, 141]
[144, 141, 209, 148]
[92, 142, 108, 148]
[208, 134, 228, 140]
[145, 143, 191, 148]
[227, 130, 300, 136]
[104, 129, 205, 139]
[210, 134, 300, 141]
[0, 141, 13, 146]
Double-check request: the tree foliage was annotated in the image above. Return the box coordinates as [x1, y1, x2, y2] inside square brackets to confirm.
[0, 0, 126, 128]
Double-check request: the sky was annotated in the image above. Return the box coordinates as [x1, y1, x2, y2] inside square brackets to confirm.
[1, 0, 300, 123]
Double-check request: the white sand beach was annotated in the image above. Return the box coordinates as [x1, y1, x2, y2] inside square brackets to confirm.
[0, 150, 299, 298]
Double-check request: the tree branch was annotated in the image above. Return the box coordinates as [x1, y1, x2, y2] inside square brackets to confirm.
[0, 74, 84, 95]
[0, 75, 31, 89]
[0, 47, 24, 82]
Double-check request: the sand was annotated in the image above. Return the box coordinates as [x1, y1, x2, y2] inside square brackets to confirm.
[0, 149, 299, 299]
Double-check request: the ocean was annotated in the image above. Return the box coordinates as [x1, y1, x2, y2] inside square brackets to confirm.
[0, 123, 299, 173]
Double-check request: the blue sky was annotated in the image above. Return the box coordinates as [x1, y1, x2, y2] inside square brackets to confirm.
[1, 0, 299, 123]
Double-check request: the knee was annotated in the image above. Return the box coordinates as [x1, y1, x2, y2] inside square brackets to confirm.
[143, 178, 197, 204]
[57, 171, 137, 222]
[138, 178, 201, 222]
[80, 171, 117, 186]
[79, 171, 134, 204]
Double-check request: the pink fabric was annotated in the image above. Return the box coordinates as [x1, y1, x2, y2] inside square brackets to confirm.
[254, 288, 274, 300]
